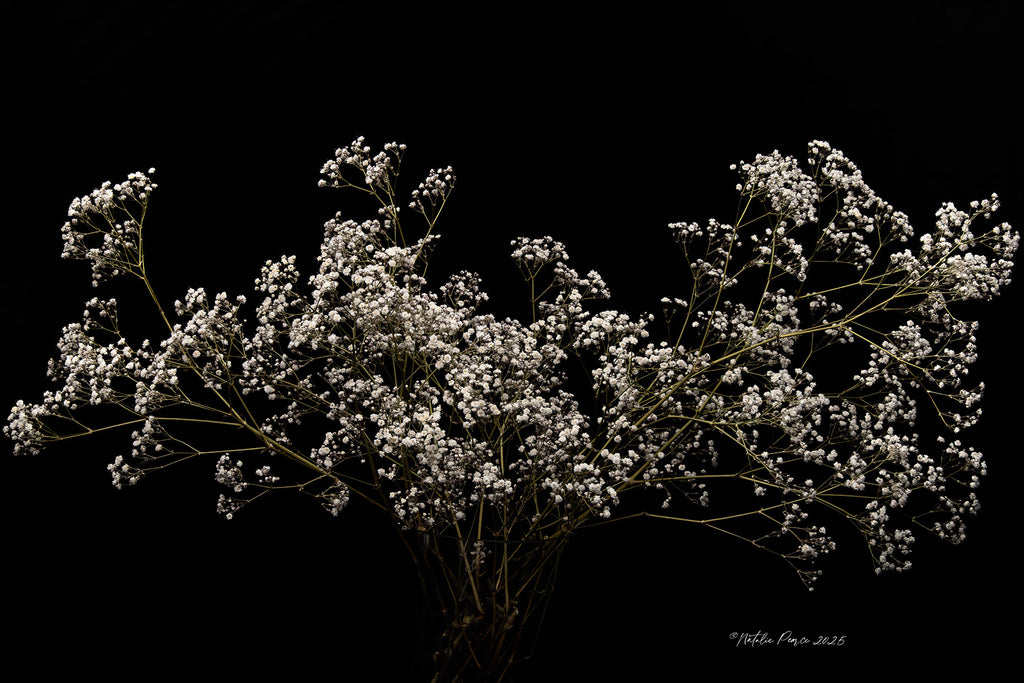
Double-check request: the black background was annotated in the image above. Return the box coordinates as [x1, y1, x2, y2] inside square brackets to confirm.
[4, 1, 1021, 679]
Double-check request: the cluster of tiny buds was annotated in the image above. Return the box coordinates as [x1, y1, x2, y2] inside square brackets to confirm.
[318, 137, 407, 191]
[60, 169, 157, 286]
[409, 167, 455, 214]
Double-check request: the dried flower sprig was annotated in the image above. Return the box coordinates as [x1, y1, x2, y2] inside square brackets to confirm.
[7, 138, 1016, 680]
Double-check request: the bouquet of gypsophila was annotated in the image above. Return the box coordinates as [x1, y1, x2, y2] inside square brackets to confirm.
[7, 137, 1017, 681]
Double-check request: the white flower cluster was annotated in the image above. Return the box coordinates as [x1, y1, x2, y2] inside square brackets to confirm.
[409, 166, 455, 222]
[61, 169, 157, 286]
[318, 136, 406, 191]
[6, 138, 1017, 589]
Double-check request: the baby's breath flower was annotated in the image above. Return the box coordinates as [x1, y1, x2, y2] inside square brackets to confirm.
[7, 137, 1016, 670]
